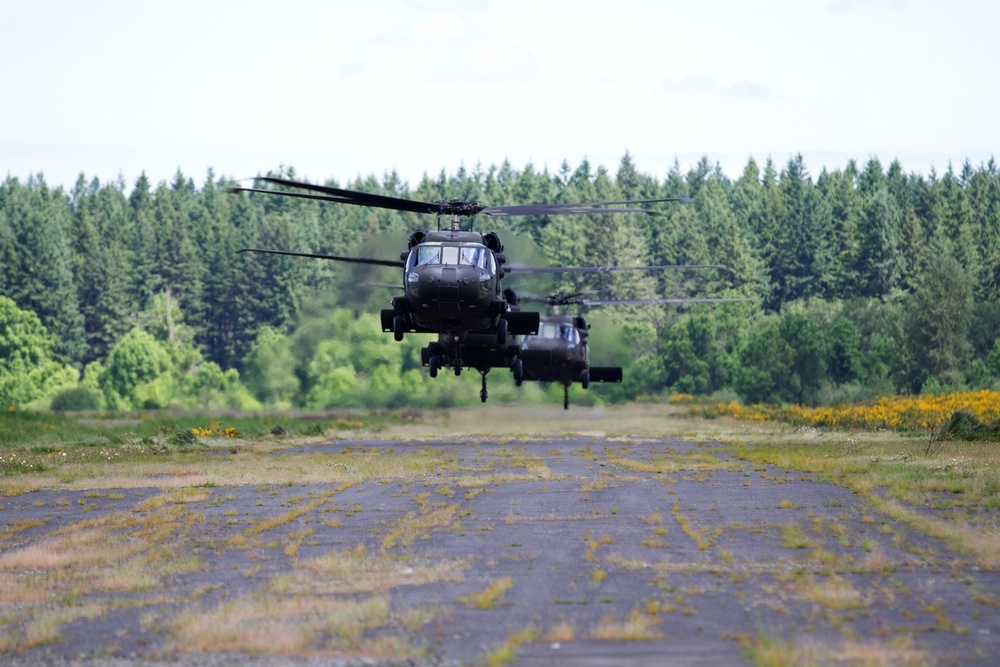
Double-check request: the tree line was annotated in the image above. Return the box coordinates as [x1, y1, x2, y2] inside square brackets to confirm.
[2, 152, 999, 410]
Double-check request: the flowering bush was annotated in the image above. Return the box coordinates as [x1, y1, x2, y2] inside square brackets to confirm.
[717, 390, 1000, 432]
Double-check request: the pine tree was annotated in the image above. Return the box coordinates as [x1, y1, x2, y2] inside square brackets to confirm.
[128, 173, 159, 313]
[816, 163, 862, 297]
[854, 189, 903, 299]
[0, 176, 86, 364]
[772, 155, 831, 307]
[194, 174, 243, 368]
[149, 175, 203, 331]
[906, 234, 974, 390]
[695, 176, 766, 299]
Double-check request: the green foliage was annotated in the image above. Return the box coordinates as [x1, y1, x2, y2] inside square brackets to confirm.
[0, 296, 79, 407]
[0, 176, 86, 362]
[50, 386, 103, 411]
[906, 234, 974, 391]
[987, 339, 1000, 378]
[242, 325, 300, 407]
[0, 296, 52, 376]
[735, 320, 792, 404]
[825, 318, 862, 385]
[936, 409, 1000, 441]
[102, 327, 173, 410]
[778, 308, 828, 404]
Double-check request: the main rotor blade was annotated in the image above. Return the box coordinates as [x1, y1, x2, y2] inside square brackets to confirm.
[503, 263, 731, 274]
[579, 297, 750, 306]
[515, 293, 748, 306]
[249, 176, 446, 215]
[235, 176, 694, 218]
[230, 186, 368, 206]
[238, 247, 404, 268]
[480, 197, 693, 217]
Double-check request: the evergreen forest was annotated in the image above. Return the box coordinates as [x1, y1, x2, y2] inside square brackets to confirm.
[3, 152, 1000, 411]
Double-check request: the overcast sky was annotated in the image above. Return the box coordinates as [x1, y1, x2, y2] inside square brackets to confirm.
[2, 0, 997, 193]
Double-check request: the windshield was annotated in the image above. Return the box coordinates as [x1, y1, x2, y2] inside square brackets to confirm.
[408, 244, 494, 271]
[532, 323, 579, 345]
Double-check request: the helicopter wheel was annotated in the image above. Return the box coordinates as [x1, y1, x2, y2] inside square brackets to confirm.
[428, 355, 439, 378]
[453, 359, 462, 376]
[392, 315, 406, 342]
[513, 358, 523, 386]
[563, 385, 570, 410]
[480, 373, 488, 403]
[496, 317, 508, 345]
[581, 370, 590, 390]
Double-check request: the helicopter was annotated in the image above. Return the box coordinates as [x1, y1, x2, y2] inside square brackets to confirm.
[231, 175, 696, 382]
[513, 291, 748, 409]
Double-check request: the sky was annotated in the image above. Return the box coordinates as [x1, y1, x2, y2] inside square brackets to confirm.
[2, 0, 997, 194]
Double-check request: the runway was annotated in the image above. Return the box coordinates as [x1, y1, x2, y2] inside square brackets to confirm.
[1, 432, 997, 665]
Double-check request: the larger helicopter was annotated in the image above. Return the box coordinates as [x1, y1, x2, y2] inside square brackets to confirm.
[231, 175, 695, 377]
[515, 292, 748, 409]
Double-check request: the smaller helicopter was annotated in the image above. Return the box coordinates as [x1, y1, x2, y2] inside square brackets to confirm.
[514, 292, 748, 409]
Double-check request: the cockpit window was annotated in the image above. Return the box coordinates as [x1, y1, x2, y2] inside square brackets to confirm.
[408, 244, 494, 271]
[531, 323, 579, 346]
[414, 246, 441, 266]
[462, 246, 490, 270]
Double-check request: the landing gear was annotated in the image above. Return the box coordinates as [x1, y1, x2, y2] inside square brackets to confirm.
[428, 355, 439, 378]
[512, 357, 523, 386]
[480, 372, 489, 403]
[563, 384, 570, 410]
[392, 315, 406, 342]
[581, 370, 590, 390]
[496, 317, 508, 345]
[452, 336, 462, 375]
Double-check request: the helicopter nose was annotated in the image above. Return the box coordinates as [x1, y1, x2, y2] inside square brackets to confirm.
[438, 267, 460, 301]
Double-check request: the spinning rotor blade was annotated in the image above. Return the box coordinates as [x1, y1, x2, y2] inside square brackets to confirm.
[238, 247, 404, 268]
[577, 297, 750, 306]
[236, 176, 443, 215]
[479, 197, 694, 217]
[515, 291, 749, 307]
[504, 263, 730, 275]
[232, 176, 693, 218]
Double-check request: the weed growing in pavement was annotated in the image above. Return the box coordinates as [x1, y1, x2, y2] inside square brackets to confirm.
[458, 576, 514, 610]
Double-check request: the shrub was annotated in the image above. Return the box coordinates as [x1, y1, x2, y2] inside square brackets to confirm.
[50, 386, 103, 411]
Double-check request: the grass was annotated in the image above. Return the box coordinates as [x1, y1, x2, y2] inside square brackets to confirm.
[747, 632, 928, 667]
[458, 576, 515, 610]
[0, 409, 399, 448]
[166, 593, 420, 657]
[590, 606, 664, 640]
[728, 435, 1000, 567]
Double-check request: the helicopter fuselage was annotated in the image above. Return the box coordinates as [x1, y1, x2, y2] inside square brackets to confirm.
[519, 315, 589, 386]
[402, 232, 502, 333]
[381, 230, 538, 342]
[520, 314, 623, 386]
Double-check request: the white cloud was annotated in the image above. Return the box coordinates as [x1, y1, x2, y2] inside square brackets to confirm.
[659, 75, 773, 100]
[427, 45, 535, 83]
[411, 13, 465, 40]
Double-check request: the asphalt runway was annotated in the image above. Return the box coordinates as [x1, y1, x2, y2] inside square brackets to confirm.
[1, 434, 997, 666]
